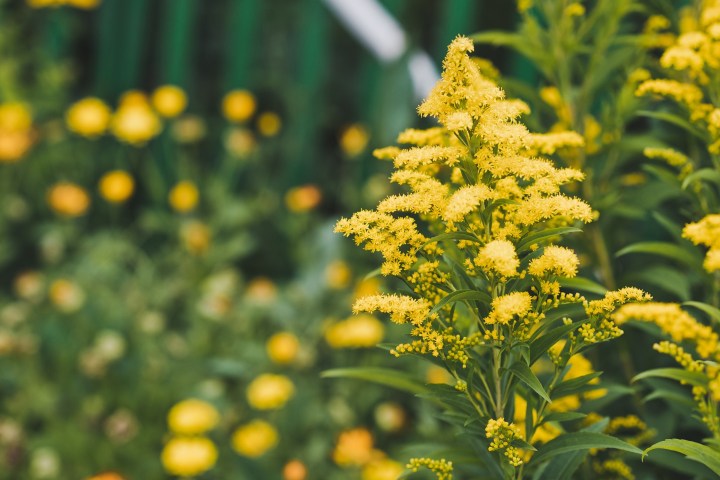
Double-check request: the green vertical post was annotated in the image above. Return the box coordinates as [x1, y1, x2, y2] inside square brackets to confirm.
[93, 0, 122, 98]
[434, 0, 480, 62]
[224, 0, 262, 90]
[116, 0, 151, 92]
[159, 0, 199, 88]
[283, 0, 330, 187]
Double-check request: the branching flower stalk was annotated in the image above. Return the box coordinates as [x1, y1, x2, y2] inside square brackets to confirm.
[336, 36, 650, 479]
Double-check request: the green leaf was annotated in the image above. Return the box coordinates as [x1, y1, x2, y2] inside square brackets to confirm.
[516, 227, 582, 253]
[530, 432, 643, 465]
[558, 277, 607, 295]
[633, 368, 708, 388]
[541, 412, 587, 424]
[551, 372, 603, 399]
[534, 419, 607, 480]
[507, 361, 552, 403]
[616, 241, 701, 268]
[424, 231, 481, 247]
[430, 289, 491, 315]
[530, 322, 581, 364]
[683, 301, 720, 326]
[321, 367, 429, 395]
[636, 110, 707, 140]
[681, 168, 720, 190]
[644, 439, 720, 475]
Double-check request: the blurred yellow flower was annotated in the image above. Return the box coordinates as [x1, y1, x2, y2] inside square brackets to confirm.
[180, 220, 211, 254]
[374, 402, 406, 432]
[167, 399, 219, 435]
[98, 170, 134, 204]
[0, 102, 33, 163]
[168, 180, 199, 212]
[426, 365, 452, 384]
[325, 260, 352, 289]
[353, 277, 382, 300]
[232, 420, 278, 457]
[66, 98, 111, 138]
[49, 279, 85, 313]
[340, 124, 369, 156]
[266, 332, 300, 365]
[14, 271, 44, 302]
[66, 0, 101, 8]
[172, 115, 206, 143]
[325, 314, 384, 349]
[0, 102, 31, 131]
[283, 459, 308, 480]
[111, 96, 161, 145]
[333, 427, 375, 467]
[86, 472, 125, 480]
[285, 184, 322, 212]
[245, 277, 277, 303]
[257, 111, 282, 137]
[152, 85, 187, 118]
[161, 436, 217, 477]
[47, 182, 90, 217]
[246, 373, 295, 410]
[222, 89, 256, 122]
[362, 458, 405, 480]
[224, 127, 256, 157]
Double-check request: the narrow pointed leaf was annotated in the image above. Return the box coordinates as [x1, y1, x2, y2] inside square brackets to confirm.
[683, 301, 720, 325]
[633, 368, 708, 388]
[644, 439, 720, 475]
[507, 361, 552, 402]
[430, 289, 491, 315]
[558, 277, 607, 295]
[322, 368, 428, 394]
[530, 432, 643, 465]
[517, 227, 582, 253]
[616, 242, 701, 268]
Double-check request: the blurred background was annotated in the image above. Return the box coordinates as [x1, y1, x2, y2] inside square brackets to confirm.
[0, 1, 525, 479]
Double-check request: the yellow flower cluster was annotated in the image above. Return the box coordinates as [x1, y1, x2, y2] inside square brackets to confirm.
[26, 0, 100, 9]
[232, 419, 278, 457]
[486, 417, 524, 467]
[407, 457, 453, 480]
[246, 373, 295, 410]
[683, 214, 720, 272]
[324, 314, 385, 349]
[580, 288, 651, 344]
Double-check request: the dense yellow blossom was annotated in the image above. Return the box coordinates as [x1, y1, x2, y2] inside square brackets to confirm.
[333, 427, 375, 467]
[486, 292, 532, 325]
[161, 436, 217, 476]
[232, 420, 278, 457]
[151, 85, 187, 118]
[486, 418, 524, 466]
[353, 294, 431, 325]
[475, 240, 519, 278]
[683, 214, 720, 272]
[246, 373, 295, 410]
[636, 79, 704, 106]
[528, 245, 579, 278]
[167, 399, 219, 435]
[98, 170, 134, 203]
[111, 96, 161, 145]
[407, 457, 453, 480]
[0, 102, 33, 163]
[66, 98, 111, 137]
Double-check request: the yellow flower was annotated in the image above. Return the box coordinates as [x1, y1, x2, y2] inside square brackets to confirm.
[486, 292, 532, 325]
[0, 130, 33, 163]
[257, 111, 282, 136]
[266, 332, 300, 365]
[222, 89, 256, 122]
[246, 373, 295, 410]
[172, 115, 206, 143]
[283, 459, 308, 480]
[232, 420, 278, 457]
[245, 277, 277, 303]
[0, 102, 32, 132]
[180, 220, 211, 254]
[340, 124, 370, 156]
[151, 85, 187, 118]
[362, 458, 405, 480]
[475, 240, 519, 278]
[333, 428, 375, 467]
[285, 184, 322, 212]
[167, 399, 219, 435]
[14, 271, 44, 301]
[161, 436, 217, 476]
[65, 0, 101, 8]
[110, 97, 161, 145]
[325, 314, 385, 348]
[98, 170, 134, 203]
[168, 180, 199, 212]
[49, 279, 85, 313]
[224, 127, 256, 157]
[47, 182, 90, 217]
[325, 260, 352, 289]
[86, 473, 125, 480]
[66, 98, 111, 138]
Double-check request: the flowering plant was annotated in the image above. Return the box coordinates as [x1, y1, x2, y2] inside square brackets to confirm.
[335, 36, 650, 479]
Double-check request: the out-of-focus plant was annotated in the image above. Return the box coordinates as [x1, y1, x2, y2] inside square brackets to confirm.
[335, 36, 651, 480]
[610, 0, 720, 475]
